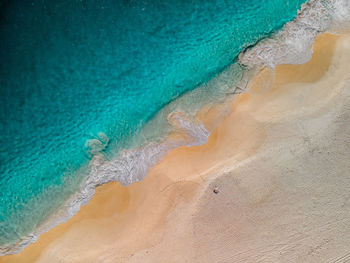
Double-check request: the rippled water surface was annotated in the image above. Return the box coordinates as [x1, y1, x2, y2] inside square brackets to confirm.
[0, 0, 306, 248]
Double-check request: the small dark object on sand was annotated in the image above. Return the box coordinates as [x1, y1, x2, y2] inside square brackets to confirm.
[213, 188, 219, 194]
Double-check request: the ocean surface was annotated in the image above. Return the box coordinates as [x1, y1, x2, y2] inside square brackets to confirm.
[0, 0, 307, 253]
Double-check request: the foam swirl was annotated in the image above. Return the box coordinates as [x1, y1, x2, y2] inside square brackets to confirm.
[0, 111, 210, 255]
[240, 0, 350, 69]
[2, 0, 350, 256]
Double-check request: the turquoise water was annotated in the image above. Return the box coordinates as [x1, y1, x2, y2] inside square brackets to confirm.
[0, 0, 306, 251]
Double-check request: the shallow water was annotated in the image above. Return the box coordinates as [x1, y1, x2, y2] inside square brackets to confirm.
[0, 0, 307, 252]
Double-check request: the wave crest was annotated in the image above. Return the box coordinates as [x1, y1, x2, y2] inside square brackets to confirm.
[0, 111, 210, 255]
[240, 0, 350, 69]
[2, 0, 350, 256]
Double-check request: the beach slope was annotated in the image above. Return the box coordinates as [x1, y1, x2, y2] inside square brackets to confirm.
[1, 32, 350, 263]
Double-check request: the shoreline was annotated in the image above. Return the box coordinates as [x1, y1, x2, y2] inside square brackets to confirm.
[1, 31, 350, 262]
[1, 0, 346, 256]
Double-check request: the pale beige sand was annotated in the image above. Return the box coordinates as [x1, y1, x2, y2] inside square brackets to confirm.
[1, 33, 350, 263]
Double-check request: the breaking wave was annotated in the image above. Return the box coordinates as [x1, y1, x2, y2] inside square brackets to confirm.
[240, 0, 350, 69]
[2, 0, 350, 256]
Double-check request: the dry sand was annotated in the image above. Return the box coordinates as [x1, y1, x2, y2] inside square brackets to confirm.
[1, 32, 350, 263]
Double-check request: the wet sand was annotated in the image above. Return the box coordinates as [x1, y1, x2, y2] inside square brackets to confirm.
[1, 33, 350, 262]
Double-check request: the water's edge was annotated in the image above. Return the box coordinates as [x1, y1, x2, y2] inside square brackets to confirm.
[1, 0, 349, 256]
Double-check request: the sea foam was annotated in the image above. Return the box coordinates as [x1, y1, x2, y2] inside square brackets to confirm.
[240, 0, 350, 69]
[0, 110, 211, 255]
[2, 0, 350, 256]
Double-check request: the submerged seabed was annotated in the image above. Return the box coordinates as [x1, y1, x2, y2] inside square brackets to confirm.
[1, 0, 308, 251]
[1, 0, 349, 256]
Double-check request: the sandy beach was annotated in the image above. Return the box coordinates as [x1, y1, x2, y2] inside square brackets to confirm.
[1, 32, 350, 262]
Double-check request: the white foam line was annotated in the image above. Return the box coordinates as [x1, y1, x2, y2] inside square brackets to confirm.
[2, 0, 350, 256]
[240, 0, 350, 69]
[0, 111, 210, 255]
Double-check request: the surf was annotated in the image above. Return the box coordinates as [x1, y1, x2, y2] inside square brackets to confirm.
[4, 0, 341, 255]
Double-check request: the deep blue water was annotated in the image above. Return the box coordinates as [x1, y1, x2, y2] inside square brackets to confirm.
[0, 0, 306, 248]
